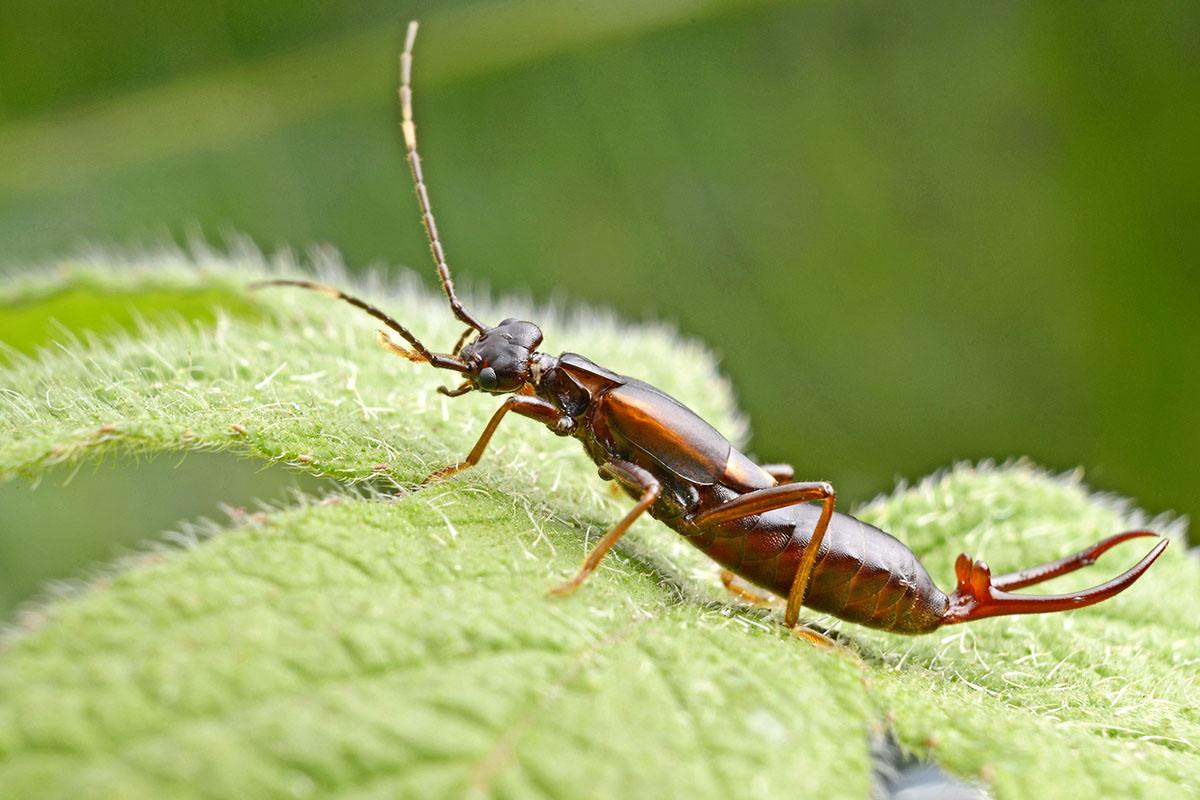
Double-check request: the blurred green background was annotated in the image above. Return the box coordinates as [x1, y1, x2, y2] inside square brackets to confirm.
[1, 0, 1197, 614]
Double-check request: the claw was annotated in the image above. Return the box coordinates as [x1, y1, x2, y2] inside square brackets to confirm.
[943, 533, 1168, 626]
[547, 578, 582, 598]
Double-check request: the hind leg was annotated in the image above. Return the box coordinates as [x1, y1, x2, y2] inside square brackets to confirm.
[720, 571, 837, 649]
[692, 481, 837, 628]
[720, 570, 784, 607]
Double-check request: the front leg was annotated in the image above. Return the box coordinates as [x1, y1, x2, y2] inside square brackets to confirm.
[423, 395, 572, 483]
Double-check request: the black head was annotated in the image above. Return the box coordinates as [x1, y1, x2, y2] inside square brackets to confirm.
[251, 24, 546, 401]
[459, 318, 543, 393]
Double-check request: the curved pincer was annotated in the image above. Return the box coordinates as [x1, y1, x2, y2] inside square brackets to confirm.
[942, 532, 1168, 626]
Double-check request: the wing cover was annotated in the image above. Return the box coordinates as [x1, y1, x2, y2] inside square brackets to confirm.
[601, 382, 735, 486]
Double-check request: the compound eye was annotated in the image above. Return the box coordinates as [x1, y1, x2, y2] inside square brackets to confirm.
[477, 367, 499, 391]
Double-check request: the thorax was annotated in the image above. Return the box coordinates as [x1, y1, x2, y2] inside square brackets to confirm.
[532, 352, 774, 517]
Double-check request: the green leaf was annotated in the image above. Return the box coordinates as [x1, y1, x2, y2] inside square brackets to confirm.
[0, 265, 259, 360]
[0, 254, 1196, 798]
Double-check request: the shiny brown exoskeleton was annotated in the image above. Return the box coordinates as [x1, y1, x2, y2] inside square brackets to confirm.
[254, 21, 1167, 641]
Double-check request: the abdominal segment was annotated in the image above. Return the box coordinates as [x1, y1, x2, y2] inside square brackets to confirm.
[682, 504, 948, 634]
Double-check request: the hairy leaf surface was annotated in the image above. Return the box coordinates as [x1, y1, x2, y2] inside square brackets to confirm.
[0, 256, 1195, 799]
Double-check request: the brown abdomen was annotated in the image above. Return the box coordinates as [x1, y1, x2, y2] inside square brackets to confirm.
[680, 505, 949, 634]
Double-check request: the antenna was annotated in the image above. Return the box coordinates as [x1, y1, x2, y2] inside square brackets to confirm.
[248, 279, 470, 374]
[400, 20, 487, 333]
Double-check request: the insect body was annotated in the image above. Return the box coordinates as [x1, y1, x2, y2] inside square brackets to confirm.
[254, 21, 1167, 640]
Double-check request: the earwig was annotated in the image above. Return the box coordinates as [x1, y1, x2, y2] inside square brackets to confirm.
[252, 21, 1167, 642]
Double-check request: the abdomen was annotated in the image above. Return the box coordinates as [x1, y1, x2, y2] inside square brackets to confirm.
[679, 505, 949, 633]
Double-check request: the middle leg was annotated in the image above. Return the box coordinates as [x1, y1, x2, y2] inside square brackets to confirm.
[548, 460, 661, 596]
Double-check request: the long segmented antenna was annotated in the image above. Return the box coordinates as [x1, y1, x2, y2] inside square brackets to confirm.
[401, 20, 486, 333]
[248, 278, 470, 374]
